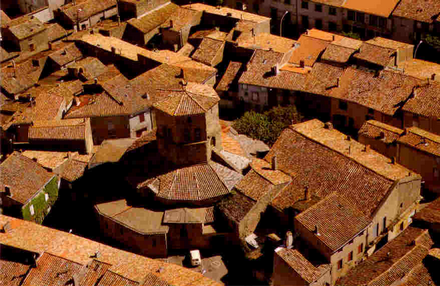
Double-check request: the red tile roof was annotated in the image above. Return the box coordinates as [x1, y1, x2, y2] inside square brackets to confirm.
[191, 37, 224, 66]
[1, 59, 44, 95]
[29, 119, 88, 141]
[289, 35, 330, 67]
[296, 192, 370, 252]
[216, 61, 242, 92]
[303, 62, 343, 96]
[59, 0, 116, 23]
[397, 127, 440, 157]
[337, 227, 433, 286]
[358, 120, 404, 144]
[275, 248, 330, 284]
[342, 0, 399, 17]
[402, 82, 440, 119]
[321, 44, 356, 63]
[330, 67, 424, 116]
[413, 197, 440, 224]
[127, 3, 179, 34]
[0, 259, 31, 286]
[218, 191, 256, 224]
[58, 159, 88, 182]
[48, 43, 83, 67]
[353, 43, 396, 67]
[0, 152, 55, 205]
[392, 0, 440, 23]
[153, 82, 219, 116]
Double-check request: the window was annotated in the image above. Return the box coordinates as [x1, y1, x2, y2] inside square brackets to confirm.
[356, 12, 365, 23]
[29, 43, 35, 51]
[252, 92, 259, 102]
[400, 222, 404, 231]
[105, 222, 108, 229]
[337, 259, 343, 270]
[45, 193, 49, 202]
[302, 16, 309, 28]
[348, 251, 353, 261]
[153, 238, 157, 247]
[32, 59, 39, 67]
[108, 121, 115, 131]
[242, 84, 248, 90]
[236, 1, 243, 9]
[139, 113, 145, 123]
[343, 24, 351, 32]
[329, 22, 337, 31]
[315, 19, 323, 29]
[382, 217, 387, 233]
[369, 15, 378, 26]
[30, 205, 34, 216]
[301, 1, 309, 9]
[378, 17, 387, 28]
[367, 30, 375, 39]
[194, 128, 201, 141]
[368, 108, 374, 114]
[358, 243, 363, 254]
[315, 4, 322, 12]
[187, 117, 192, 124]
[339, 100, 348, 111]
[329, 7, 336, 15]
[285, 0, 290, 4]
[253, 3, 259, 12]
[373, 223, 379, 238]
[184, 128, 191, 142]
[348, 10, 355, 21]
[167, 128, 172, 139]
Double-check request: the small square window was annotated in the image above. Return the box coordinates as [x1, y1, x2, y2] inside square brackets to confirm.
[315, 4, 322, 12]
[337, 259, 343, 270]
[348, 251, 353, 261]
[329, 22, 337, 31]
[139, 113, 145, 123]
[378, 17, 387, 28]
[356, 12, 365, 23]
[284, 0, 290, 4]
[301, 1, 309, 9]
[329, 7, 336, 15]
[400, 222, 404, 231]
[315, 19, 323, 29]
[302, 16, 309, 28]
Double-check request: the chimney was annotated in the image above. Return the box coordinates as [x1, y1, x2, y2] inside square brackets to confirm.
[324, 122, 333, 130]
[179, 68, 184, 78]
[111, 46, 116, 54]
[304, 186, 311, 201]
[364, 145, 370, 152]
[67, 152, 73, 159]
[272, 156, 278, 171]
[4, 186, 11, 197]
[12, 60, 16, 78]
[391, 157, 396, 164]
[336, 77, 340, 87]
[431, 73, 436, 81]
[95, 251, 101, 259]
[169, 19, 173, 28]
[332, 35, 335, 41]
[48, 42, 53, 50]
[314, 225, 321, 236]
[285, 231, 293, 249]
[271, 64, 279, 76]
[299, 60, 305, 68]
[94, 78, 98, 84]
[346, 135, 351, 141]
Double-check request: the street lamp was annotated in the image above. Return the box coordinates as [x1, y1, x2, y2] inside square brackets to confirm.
[280, 11, 289, 37]
[414, 40, 423, 59]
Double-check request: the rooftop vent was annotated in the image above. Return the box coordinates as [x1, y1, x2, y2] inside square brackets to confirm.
[324, 122, 333, 130]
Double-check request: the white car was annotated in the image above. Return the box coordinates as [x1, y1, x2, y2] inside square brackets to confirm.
[190, 250, 201, 266]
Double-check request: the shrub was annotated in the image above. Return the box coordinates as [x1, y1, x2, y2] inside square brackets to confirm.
[233, 105, 302, 146]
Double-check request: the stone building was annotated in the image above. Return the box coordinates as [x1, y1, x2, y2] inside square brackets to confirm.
[118, 0, 170, 19]
[0, 152, 58, 223]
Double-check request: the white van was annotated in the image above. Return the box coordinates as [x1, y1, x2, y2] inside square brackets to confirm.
[190, 250, 201, 266]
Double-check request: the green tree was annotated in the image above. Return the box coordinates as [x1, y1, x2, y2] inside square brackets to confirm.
[233, 105, 302, 146]
[341, 31, 361, 40]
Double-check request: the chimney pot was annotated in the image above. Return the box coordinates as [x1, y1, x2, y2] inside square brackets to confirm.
[314, 225, 320, 236]
[272, 156, 278, 171]
[391, 157, 396, 164]
[285, 231, 293, 249]
[4, 186, 11, 197]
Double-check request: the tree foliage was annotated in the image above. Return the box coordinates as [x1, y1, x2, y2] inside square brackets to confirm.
[422, 34, 440, 51]
[341, 31, 361, 40]
[233, 105, 302, 146]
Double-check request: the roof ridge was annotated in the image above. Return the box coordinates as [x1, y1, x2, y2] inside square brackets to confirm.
[208, 161, 231, 193]
[183, 88, 207, 113]
[174, 90, 187, 116]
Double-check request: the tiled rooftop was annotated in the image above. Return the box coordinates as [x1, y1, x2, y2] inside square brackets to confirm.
[392, 0, 440, 23]
[330, 67, 423, 115]
[1, 58, 44, 95]
[60, 0, 116, 23]
[45, 23, 67, 42]
[337, 227, 433, 286]
[28, 118, 89, 141]
[7, 15, 46, 40]
[218, 191, 256, 224]
[0, 10, 11, 28]
[321, 44, 356, 63]
[402, 82, 440, 119]
[69, 57, 108, 80]
[0, 152, 55, 205]
[398, 59, 440, 81]
[163, 207, 214, 224]
[127, 3, 178, 34]
[353, 43, 396, 67]
[303, 62, 343, 96]
[358, 120, 404, 144]
[0, 258, 31, 286]
[153, 82, 219, 116]
[182, 3, 270, 23]
[237, 33, 297, 54]
[275, 248, 330, 284]
[397, 127, 440, 157]
[191, 37, 225, 66]
[48, 43, 83, 67]
[296, 192, 370, 252]
[0, 215, 221, 285]
[216, 61, 242, 92]
[413, 197, 440, 225]
[58, 158, 88, 182]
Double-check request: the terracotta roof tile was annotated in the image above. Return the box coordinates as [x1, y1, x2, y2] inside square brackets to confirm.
[191, 37, 224, 66]
[353, 43, 396, 67]
[127, 3, 179, 34]
[337, 227, 433, 286]
[0, 215, 221, 286]
[163, 207, 213, 224]
[182, 3, 270, 23]
[330, 67, 424, 115]
[402, 82, 440, 119]
[275, 248, 330, 284]
[358, 120, 404, 144]
[289, 35, 330, 67]
[321, 44, 356, 63]
[397, 127, 440, 157]
[392, 0, 440, 23]
[48, 43, 83, 67]
[413, 197, 440, 224]
[69, 57, 108, 81]
[7, 15, 46, 40]
[296, 192, 370, 251]
[58, 159, 88, 182]
[0, 10, 11, 28]
[401, 263, 436, 286]
[218, 191, 256, 224]
[28, 118, 88, 140]
[398, 59, 440, 81]
[235, 170, 274, 201]
[96, 270, 139, 286]
[250, 159, 291, 186]
[0, 152, 55, 204]
[45, 23, 67, 42]
[303, 62, 343, 96]
[0, 259, 31, 286]
[239, 49, 307, 90]
[60, 0, 116, 23]
[21, 252, 83, 286]
[1, 59, 43, 95]
[268, 120, 415, 216]
[153, 82, 219, 116]
[237, 33, 297, 54]
[216, 61, 242, 91]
